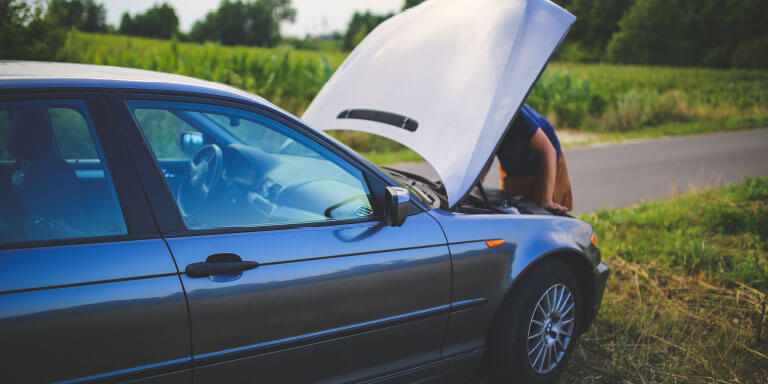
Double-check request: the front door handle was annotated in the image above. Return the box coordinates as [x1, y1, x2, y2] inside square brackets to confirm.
[185, 253, 260, 278]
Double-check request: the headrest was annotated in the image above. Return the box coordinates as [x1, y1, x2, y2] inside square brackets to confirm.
[6, 108, 54, 160]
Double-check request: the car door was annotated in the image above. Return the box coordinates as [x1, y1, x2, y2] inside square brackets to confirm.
[112, 95, 452, 383]
[0, 94, 191, 383]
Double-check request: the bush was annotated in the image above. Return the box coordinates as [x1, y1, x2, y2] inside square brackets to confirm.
[527, 73, 606, 128]
[731, 37, 768, 70]
[47, 0, 107, 33]
[598, 89, 687, 132]
[119, 3, 179, 40]
[0, 0, 64, 60]
[189, 0, 295, 47]
[730, 178, 768, 202]
[702, 204, 750, 235]
[606, 0, 692, 66]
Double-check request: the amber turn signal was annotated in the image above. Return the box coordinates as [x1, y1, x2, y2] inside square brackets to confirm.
[591, 233, 598, 248]
[485, 239, 505, 248]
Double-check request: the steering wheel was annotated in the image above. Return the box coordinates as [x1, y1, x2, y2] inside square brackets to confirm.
[178, 144, 224, 217]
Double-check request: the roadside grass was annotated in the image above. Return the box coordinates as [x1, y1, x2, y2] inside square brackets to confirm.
[558, 114, 768, 148]
[557, 178, 768, 383]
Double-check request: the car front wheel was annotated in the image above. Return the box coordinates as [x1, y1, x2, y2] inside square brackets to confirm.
[485, 259, 583, 383]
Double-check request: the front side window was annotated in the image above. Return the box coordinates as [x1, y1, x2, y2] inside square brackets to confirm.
[128, 101, 374, 230]
[0, 100, 127, 244]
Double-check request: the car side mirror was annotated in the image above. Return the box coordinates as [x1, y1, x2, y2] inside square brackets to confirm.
[180, 132, 204, 155]
[385, 186, 410, 227]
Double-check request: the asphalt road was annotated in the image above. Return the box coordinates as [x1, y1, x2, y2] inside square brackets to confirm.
[389, 129, 768, 214]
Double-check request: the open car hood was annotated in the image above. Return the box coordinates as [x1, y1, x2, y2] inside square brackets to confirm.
[302, 0, 575, 208]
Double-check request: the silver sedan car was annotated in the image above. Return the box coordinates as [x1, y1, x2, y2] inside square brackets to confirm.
[0, 1, 608, 383]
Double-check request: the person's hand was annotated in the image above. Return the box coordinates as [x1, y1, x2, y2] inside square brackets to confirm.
[541, 200, 568, 214]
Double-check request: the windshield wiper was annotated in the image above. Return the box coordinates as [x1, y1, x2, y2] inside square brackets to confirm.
[383, 167, 435, 206]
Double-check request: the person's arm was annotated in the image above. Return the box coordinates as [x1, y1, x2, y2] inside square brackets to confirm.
[529, 128, 568, 213]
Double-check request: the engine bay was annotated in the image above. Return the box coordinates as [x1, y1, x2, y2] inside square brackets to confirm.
[383, 167, 562, 217]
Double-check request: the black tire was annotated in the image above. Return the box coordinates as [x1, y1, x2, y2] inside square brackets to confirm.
[484, 259, 583, 384]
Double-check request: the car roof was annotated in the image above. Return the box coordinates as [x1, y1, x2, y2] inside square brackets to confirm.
[0, 61, 293, 116]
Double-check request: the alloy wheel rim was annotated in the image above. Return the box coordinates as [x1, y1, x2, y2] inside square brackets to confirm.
[526, 283, 576, 374]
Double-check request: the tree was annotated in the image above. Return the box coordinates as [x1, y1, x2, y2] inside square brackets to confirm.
[681, 0, 768, 68]
[730, 37, 768, 69]
[119, 3, 179, 39]
[189, 0, 295, 47]
[402, 0, 426, 11]
[47, 0, 107, 32]
[606, 0, 692, 66]
[0, 0, 63, 60]
[342, 11, 392, 51]
[562, 0, 635, 61]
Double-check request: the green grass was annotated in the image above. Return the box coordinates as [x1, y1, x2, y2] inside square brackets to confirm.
[556, 178, 768, 383]
[556, 114, 768, 148]
[605, 114, 768, 141]
[529, 63, 768, 132]
[49, 32, 768, 164]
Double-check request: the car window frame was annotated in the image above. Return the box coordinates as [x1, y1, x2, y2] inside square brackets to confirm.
[0, 90, 159, 251]
[107, 90, 410, 238]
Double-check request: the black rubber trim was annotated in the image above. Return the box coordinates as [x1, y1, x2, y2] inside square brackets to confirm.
[54, 357, 191, 384]
[0, 272, 178, 296]
[193, 304, 451, 367]
[105, 94, 187, 233]
[451, 298, 491, 312]
[161, 216, 382, 238]
[0, 233, 160, 251]
[337, 109, 418, 132]
[359, 348, 483, 384]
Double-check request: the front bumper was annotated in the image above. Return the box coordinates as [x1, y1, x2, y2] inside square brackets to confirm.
[584, 261, 610, 331]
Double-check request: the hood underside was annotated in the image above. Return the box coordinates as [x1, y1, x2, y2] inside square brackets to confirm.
[303, 0, 575, 207]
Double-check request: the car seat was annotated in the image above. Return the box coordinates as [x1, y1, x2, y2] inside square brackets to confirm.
[6, 107, 86, 240]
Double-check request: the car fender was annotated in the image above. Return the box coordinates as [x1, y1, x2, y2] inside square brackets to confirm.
[425, 209, 599, 356]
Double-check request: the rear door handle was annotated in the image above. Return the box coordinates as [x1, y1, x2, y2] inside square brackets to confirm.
[185, 253, 260, 278]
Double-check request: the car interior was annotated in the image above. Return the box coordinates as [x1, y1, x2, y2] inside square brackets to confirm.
[0, 103, 126, 244]
[128, 102, 375, 231]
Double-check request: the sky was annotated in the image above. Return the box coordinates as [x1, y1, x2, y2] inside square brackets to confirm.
[100, 0, 403, 37]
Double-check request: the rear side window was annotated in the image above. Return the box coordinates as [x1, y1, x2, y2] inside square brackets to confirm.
[50, 108, 98, 159]
[0, 100, 127, 245]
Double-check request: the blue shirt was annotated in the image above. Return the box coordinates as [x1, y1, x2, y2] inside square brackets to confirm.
[497, 104, 562, 176]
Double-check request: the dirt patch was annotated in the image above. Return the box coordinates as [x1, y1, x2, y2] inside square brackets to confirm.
[558, 130, 603, 147]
